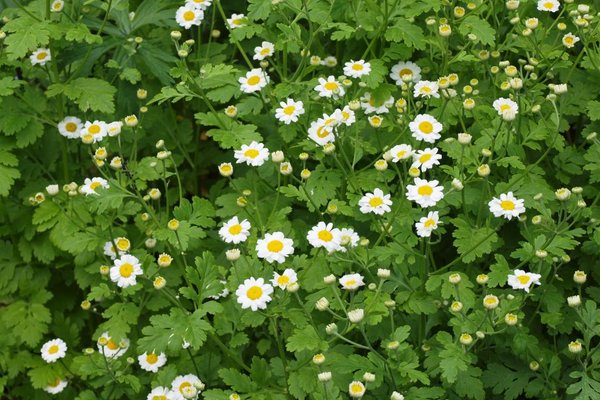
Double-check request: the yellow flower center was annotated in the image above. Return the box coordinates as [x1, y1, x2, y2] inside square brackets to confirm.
[424, 219, 436, 228]
[419, 154, 432, 163]
[370, 116, 381, 124]
[500, 104, 511, 112]
[36, 52, 48, 60]
[399, 68, 412, 77]
[260, 48, 271, 56]
[500, 200, 515, 210]
[565, 37, 573, 44]
[53, 3, 62, 10]
[544, 2, 554, 9]
[369, 197, 383, 207]
[316, 126, 330, 138]
[106, 339, 119, 350]
[324, 82, 338, 91]
[88, 124, 101, 134]
[232, 18, 242, 25]
[267, 240, 284, 252]
[421, 86, 432, 93]
[119, 263, 134, 278]
[246, 285, 263, 300]
[228, 224, 242, 235]
[283, 105, 296, 115]
[153, 396, 167, 400]
[517, 275, 530, 284]
[396, 151, 406, 158]
[277, 275, 290, 285]
[317, 230, 333, 242]
[116, 238, 129, 251]
[90, 181, 102, 190]
[48, 345, 59, 354]
[65, 122, 77, 132]
[485, 297, 497, 305]
[179, 382, 192, 393]
[352, 63, 364, 71]
[244, 149, 260, 158]
[350, 383, 363, 393]
[345, 279, 357, 287]
[418, 185, 433, 196]
[247, 75, 261, 86]
[418, 121, 433, 133]
[159, 255, 170, 263]
[146, 353, 158, 364]
[183, 10, 196, 21]
[342, 111, 350, 119]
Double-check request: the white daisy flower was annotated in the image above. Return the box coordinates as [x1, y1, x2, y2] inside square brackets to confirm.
[186, 0, 212, 10]
[537, 0, 559, 12]
[409, 114, 443, 143]
[110, 254, 143, 288]
[358, 188, 392, 215]
[339, 273, 365, 290]
[138, 352, 167, 373]
[488, 192, 525, 220]
[147, 386, 175, 400]
[50, 0, 64, 13]
[171, 374, 203, 400]
[338, 227, 359, 252]
[175, 6, 204, 29]
[321, 55, 338, 67]
[97, 332, 130, 359]
[271, 268, 298, 290]
[492, 97, 519, 121]
[256, 232, 294, 263]
[57, 116, 83, 139]
[227, 13, 246, 29]
[107, 121, 123, 137]
[253, 41, 275, 60]
[81, 177, 109, 196]
[562, 32, 580, 48]
[239, 68, 269, 93]
[103, 241, 118, 259]
[218, 216, 251, 244]
[343, 59, 371, 79]
[360, 92, 394, 114]
[30, 48, 51, 66]
[314, 76, 345, 99]
[44, 378, 68, 394]
[507, 269, 542, 292]
[332, 105, 356, 126]
[415, 211, 440, 238]
[275, 98, 305, 124]
[307, 222, 342, 252]
[413, 80, 440, 98]
[40, 338, 67, 363]
[406, 178, 444, 208]
[236, 277, 274, 311]
[349, 381, 366, 398]
[390, 61, 421, 84]
[234, 141, 270, 166]
[412, 147, 442, 171]
[80, 120, 107, 143]
[388, 144, 413, 162]
[308, 116, 337, 146]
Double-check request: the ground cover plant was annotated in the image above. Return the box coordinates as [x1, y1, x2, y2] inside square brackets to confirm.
[1, 0, 600, 398]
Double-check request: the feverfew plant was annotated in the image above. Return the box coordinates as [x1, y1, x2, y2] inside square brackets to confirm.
[1, 0, 600, 399]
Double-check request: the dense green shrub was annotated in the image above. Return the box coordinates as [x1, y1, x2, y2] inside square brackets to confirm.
[1, 0, 600, 399]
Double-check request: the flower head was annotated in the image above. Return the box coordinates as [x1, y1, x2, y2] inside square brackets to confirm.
[388, 144, 413, 162]
[81, 177, 109, 195]
[412, 147, 442, 171]
[390, 61, 421, 84]
[30, 48, 51, 66]
[239, 68, 269, 93]
[413, 80, 440, 98]
[315, 76, 345, 99]
[176, 6, 204, 29]
[271, 268, 298, 290]
[343, 59, 371, 79]
[415, 211, 440, 237]
[97, 332, 130, 358]
[58, 116, 83, 139]
[307, 222, 342, 252]
[40, 339, 67, 363]
[562, 32, 580, 48]
[44, 378, 68, 394]
[236, 277, 274, 311]
[359, 188, 392, 215]
[256, 232, 294, 263]
[409, 114, 443, 143]
[110, 254, 143, 288]
[537, 0, 559, 12]
[234, 141, 270, 166]
[219, 216, 251, 244]
[138, 352, 167, 373]
[227, 13, 246, 29]
[406, 178, 444, 208]
[253, 41, 275, 60]
[348, 381, 366, 398]
[171, 374, 203, 400]
[507, 269, 541, 292]
[275, 98, 305, 124]
[488, 192, 525, 220]
[339, 273, 365, 290]
[492, 98, 519, 121]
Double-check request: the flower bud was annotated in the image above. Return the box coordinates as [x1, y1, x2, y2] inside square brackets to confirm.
[568, 340, 583, 354]
[476, 274, 489, 285]
[529, 361, 539, 371]
[374, 159, 388, 171]
[458, 133, 472, 144]
[408, 167, 420, 177]
[287, 282, 300, 293]
[377, 268, 391, 279]
[300, 169, 311, 180]
[145, 238, 157, 248]
[477, 164, 491, 177]
[555, 188, 571, 201]
[153, 276, 166, 289]
[324, 274, 336, 284]
[451, 178, 463, 191]
[504, 313, 518, 325]
[348, 308, 364, 324]
[483, 294, 499, 309]
[459, 333, 473, 345]
[567, 295, 581, 307]
[391, 392, 405, 400]
[148, 188, 161, 200]
[315, 297, 330, 311]
[363, 372, 375, 382]
[387, 341, 400, 350]
[171, 31, 182, 40]
[573, 270, 587, 284]
[536, 249, 548, 258]
[167, 219, 180, 231]
[323, 143, 335, 154]
[325, 323, 338, 334]
[225, 248, 240, 261]
[450, 301, 463, 312]
[318, 372, 332, 382]
[449, 273, 461, 284]
[312, 353, 325, 364]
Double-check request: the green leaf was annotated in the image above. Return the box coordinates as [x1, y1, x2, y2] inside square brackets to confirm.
[361, 59, 388, 89]
[452, 218, 499, 263]
[100, 303, 140, 342]
[329, 22, 356, 41]
[119, 68, 142, 84]
[32, 201, 61, 232]
[46, 78, 117, 114]
[286, 325, 326, 352]
[0, 150, 21, 197]
[138, 308, 213, 352]
[385, 18, 426, 50]
[3, 17, 50, 60]
[219, 368, 258, 392]
[248, 0, 272, 20]
[207, 124, 263, 149]
[2, 301, 51, 346]
[483, 363, 535, 400]
[587, 100, 600, 121]
[487, 254, 510, 288]
[567, 371, 600, 400]
[458, 16, 496, 46]
[0, 77, 24, 96]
